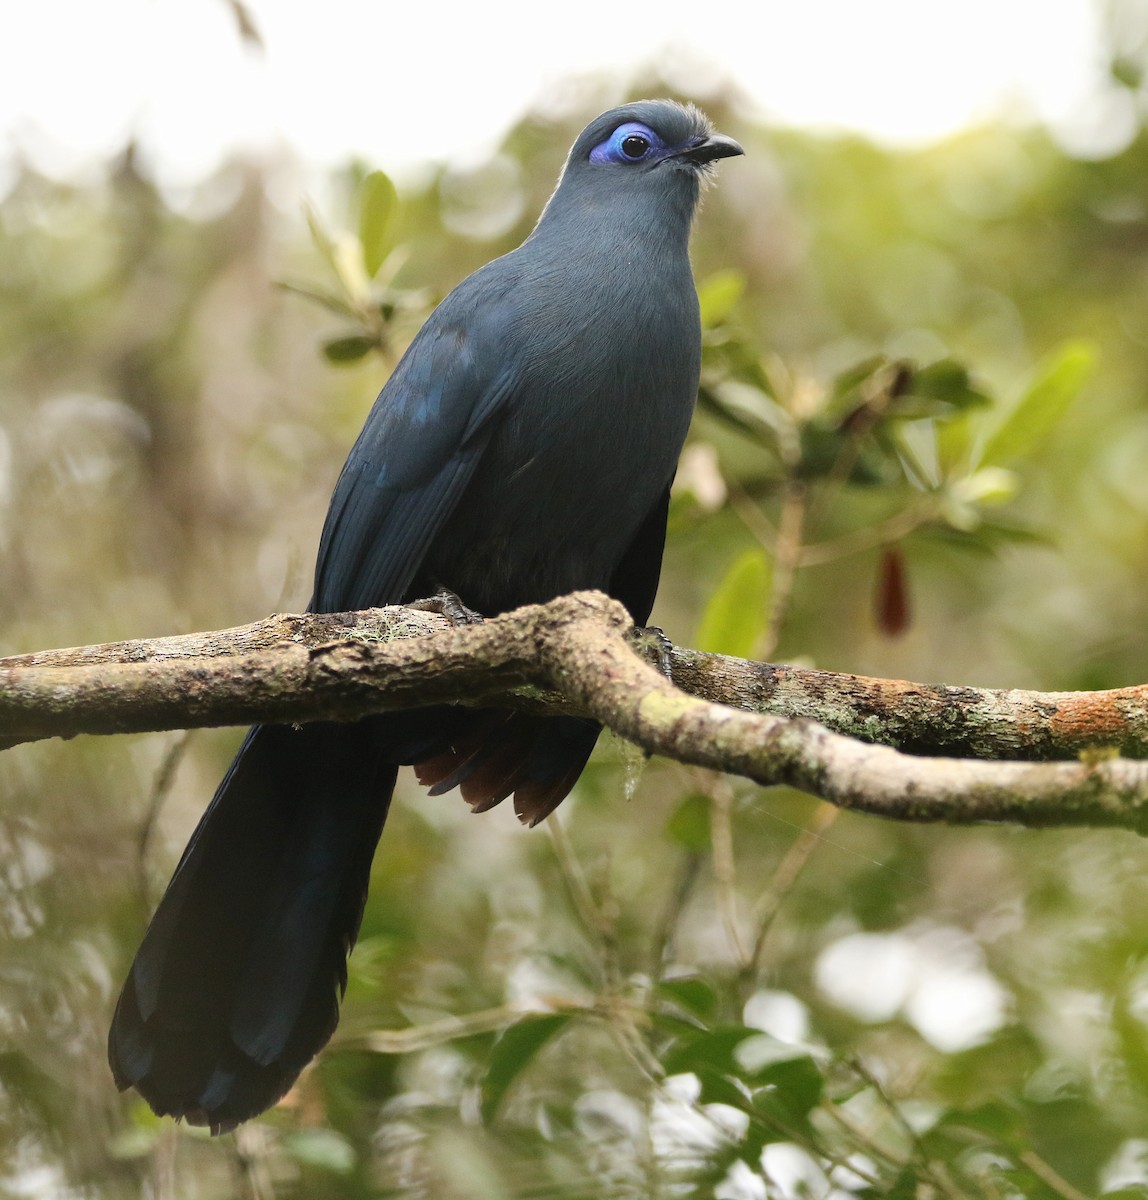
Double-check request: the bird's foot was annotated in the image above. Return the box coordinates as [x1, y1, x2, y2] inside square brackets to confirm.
[630, 624, 675, 681]
[409, 587, 485, 627]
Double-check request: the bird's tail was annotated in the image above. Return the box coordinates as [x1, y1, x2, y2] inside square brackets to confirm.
[414, 712, 601, 826]
[108, 720, 396, 1134]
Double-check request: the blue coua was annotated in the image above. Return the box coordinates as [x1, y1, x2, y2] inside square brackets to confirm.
[109, 99, 743, 1132]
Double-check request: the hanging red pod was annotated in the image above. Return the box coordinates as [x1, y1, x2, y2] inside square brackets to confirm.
[875, 545, 912, 638]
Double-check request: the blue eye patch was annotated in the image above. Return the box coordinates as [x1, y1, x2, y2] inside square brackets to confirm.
[589, 121, 666, 165]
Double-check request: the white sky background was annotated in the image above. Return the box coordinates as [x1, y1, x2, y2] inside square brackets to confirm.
[0, 0, 1125, 190]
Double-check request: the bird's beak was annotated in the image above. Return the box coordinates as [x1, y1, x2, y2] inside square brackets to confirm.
[676, 133, 745, 164]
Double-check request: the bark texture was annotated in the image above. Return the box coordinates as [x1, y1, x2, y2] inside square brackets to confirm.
[3, 591, 1147, 831]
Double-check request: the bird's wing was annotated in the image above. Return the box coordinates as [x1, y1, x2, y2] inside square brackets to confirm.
[310, 292, 515, 613]
[606, 483, 672, 626]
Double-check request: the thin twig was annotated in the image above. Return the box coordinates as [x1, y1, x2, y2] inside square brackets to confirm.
[746, 802, 838, 983]
[233, 1123, 275, 1200]
[1018, 1150, 1093, 1200]
[648, 850, 704, 982]
[728, 481, 778, 553]
[760, 478, 806, 661]
[799, 502, 938, 567]
[807, 362, 906, 526]
[708, 777, 749, 969]
[340, 1003, 588, 1055]
[820, 1099, 909, 1171]
[822, 1096, 974, 1200]
[548, 816, 610, 947]
[136, 731, 193, 911]
[546, 817, 667, 1081]
[151, 1125, 178, 1200]
[846, 1057, 974, 1200]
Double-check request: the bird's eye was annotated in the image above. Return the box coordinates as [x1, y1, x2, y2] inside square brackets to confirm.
[588, 121, 663, 165]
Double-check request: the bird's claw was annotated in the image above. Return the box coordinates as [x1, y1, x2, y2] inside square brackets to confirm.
[631, 624, 675, 680]
[409, 587, 485, 627]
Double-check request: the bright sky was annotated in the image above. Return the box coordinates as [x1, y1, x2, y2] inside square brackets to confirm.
[0, 0, 1121, 188]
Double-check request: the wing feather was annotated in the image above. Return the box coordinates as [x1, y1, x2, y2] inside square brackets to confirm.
[310, 280, 516, 612]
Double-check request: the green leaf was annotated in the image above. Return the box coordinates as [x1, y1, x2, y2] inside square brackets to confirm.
[323, 334, 377, 363]
[936, 410, 973, 473]
[694, 1067, 750, 1108]
[650, 1011, 711, 1042]
[106, 1123, 162, 1160]
[919, 1107, 997, 1160]
[304, 200, 338, 272]
[657, 976, 718, 1022]
[750, 1055, 824, 1116]
[698, 380, 788, 446]
[939, 1101, 1023, 1143]
[480, 1013, 572, 1123]
[359, 169, 398, 278]
[798, 421, 854, 479]
[830, 355, 888, 406]
[751, 1086, 816, 1140]
[276, 278, 357, 319]
[981, 340, 1094, 466]
[908, 358, 992, 410]
[282, 1129, 356, 1173]
[736, 1121, 770, 1167]
[856, 1167, 919, 1200]
[662, 1026, 758, 1077]
[695, 547, 772, 658]
[698, 269, 746, 328]
[949, 466, 1019, 508]
[1111, 55, 1144, 90]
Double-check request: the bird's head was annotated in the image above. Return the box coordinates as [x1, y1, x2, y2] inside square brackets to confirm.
[536, 99, 743, 236]
[575, 100, 743, 177]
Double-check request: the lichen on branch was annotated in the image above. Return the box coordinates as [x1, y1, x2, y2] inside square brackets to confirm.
[3, 591, 1148, 831]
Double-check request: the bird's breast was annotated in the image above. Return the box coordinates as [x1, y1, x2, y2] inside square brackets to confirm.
[422, 262, 700, 613]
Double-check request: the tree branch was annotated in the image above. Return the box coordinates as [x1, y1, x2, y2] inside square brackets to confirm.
[3, 591, 1147, 831]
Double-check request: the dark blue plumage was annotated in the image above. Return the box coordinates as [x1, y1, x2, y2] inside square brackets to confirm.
[109, 100, 742, 1132]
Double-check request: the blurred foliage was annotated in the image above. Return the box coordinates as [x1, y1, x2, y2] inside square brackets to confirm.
[8, 60, 1148, 1199]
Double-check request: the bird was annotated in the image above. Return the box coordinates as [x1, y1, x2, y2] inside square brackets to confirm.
[108, 99, 743, 1134]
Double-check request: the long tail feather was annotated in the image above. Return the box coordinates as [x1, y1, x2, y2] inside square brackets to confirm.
[109, 720, 395, 1134]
